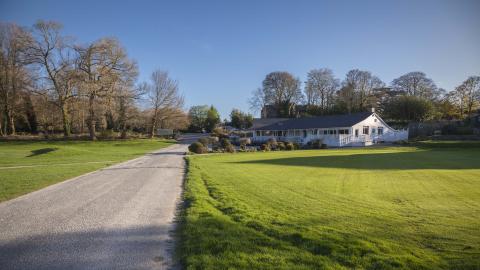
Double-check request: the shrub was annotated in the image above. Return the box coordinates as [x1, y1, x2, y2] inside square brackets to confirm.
[320, 143, 328, 149]
[293, 142, 300, 150]
[198, 137, 209, 147]
[260, 144, 271, 151]
[99, 129, 117, 139]
[209, 136, 219, 144]
[309, 139, 323, 149]
[220, 138, 232, 148]
[240, 142, 247, 151]
[212, 127, 229, 138]
[225, 144, 236, 153]
[239, 137, 251, 146]
[267, 138, 278, 150]
[188, 142, 208, 154]
[285, 142, 295, 151]
[277, 141, 286, 150]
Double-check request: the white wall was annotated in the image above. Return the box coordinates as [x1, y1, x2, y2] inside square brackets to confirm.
[251, 113, 407, 147]
[351, 113, 407, 142]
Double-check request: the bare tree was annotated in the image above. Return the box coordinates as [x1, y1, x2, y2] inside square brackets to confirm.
[75, 38, 138, 140]
[248, 87, 266, 114]
[454, 76, 480, 117]
[116, 84, 143, 139]
[391, 72, 437, 99]
[143, 70, 184, 138]
[0, 23, 32, 135]
[337, 83, 355, 113]
[26, 20, 77, 137]
[250, 71, 303, 117]
[304, 68, 339, 113]
[343, 69, 384, 111]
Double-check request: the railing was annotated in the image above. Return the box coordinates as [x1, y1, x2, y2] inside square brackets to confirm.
[339, 135, 368, 147]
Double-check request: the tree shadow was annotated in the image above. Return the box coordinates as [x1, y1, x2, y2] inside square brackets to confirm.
[0, 225, 179, 270]
[26, 148, 58, 157]
[232, 149, 480, 170]
[147, 151, 186, 156]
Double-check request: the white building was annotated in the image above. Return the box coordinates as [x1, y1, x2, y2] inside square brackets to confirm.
[250, 110, 408, 147]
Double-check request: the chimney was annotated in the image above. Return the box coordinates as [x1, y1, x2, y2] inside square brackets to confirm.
[371, 107, 375, 113]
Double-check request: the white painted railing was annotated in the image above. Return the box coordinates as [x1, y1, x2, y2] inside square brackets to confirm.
[339, 135, 368, 147]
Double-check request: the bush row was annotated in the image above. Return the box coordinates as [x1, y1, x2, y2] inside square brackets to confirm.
[188, 137, 328, 154]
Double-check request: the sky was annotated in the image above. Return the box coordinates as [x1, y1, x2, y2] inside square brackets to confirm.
[1, 0, 479, 118]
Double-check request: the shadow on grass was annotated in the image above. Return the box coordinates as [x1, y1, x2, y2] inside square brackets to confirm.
[232, 149, 480, 170]
[0, 225, 178, 270]
[26, 148, 58, 157]
[178, 210, 480, 270]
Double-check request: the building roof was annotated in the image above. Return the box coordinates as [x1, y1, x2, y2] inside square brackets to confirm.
[251, 112, 373, 131]
[251, 118, 289, 129]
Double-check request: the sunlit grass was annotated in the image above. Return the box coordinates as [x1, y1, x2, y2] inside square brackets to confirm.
[0, 139, 175, 202]
[179, 142, 480, 269]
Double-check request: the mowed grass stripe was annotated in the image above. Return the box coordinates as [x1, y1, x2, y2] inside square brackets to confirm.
[179, 143, 480, 269]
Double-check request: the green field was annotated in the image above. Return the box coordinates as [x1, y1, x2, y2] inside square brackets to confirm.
[180, 142, 480, 269]
[0, 139, 175, 202]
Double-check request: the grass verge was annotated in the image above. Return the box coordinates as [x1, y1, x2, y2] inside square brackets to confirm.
[0, 139, 175, 202]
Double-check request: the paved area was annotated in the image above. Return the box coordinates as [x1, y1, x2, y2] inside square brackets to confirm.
[0, 142, 189, 270]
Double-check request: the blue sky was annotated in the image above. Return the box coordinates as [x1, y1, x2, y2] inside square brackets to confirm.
[1, 0, 479, 118]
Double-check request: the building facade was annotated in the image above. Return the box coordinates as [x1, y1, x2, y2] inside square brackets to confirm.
[250, 110, 408, 147]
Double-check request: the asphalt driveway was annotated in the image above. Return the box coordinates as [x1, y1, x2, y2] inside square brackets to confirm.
[0, 143, 188, 270]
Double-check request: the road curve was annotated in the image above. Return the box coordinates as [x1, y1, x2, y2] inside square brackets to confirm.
[0, 143, 188, 270]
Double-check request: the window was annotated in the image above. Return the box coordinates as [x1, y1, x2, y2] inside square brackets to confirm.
[355, 129, 359, 137]
[339, 129, 350, 135]
[288, 130, 294, 136]
[256, 131, 261, 136]
[324, 130, 328, 135]
[378, 127, 383, 135]
[372, 128, 376, 134]
[363, 126, 369, 135]
[294, 130, 301, 136]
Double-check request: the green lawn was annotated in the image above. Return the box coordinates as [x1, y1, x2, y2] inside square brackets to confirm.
[180, 142, 480, 270]
[0, 139, 175, 202]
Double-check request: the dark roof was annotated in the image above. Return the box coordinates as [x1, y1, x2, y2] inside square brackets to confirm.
[252, 112, 373, 131]
[251, 118, 289, 129]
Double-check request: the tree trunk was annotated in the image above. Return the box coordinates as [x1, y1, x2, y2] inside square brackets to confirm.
[149, 110, 157, 139]
[118, 97, 128, 139]
[24, 94, 38, 134]
[60, 103, 71, 138]
[0, 113, 4, 136]
[4, 103, 15, 135]
[87, 94, 96, 140]
[8, 112, 15, 135]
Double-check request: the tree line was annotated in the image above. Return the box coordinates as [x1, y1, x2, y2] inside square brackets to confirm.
[250, 69, 480, 123]
[0, 21, 187, 139]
